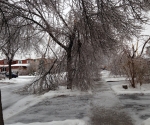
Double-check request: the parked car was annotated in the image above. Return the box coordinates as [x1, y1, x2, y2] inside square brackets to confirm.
[5, 72, 18, 78]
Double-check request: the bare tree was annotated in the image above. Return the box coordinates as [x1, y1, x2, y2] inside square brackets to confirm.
[110, 37, 150, 88]
[0, 18, 28, 79]
[0, 2, 43, 79]
[0, 26, 21, 79]
[1, 0, 150, 92]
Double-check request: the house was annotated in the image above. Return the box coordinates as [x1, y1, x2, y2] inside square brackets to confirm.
[0, 57, 55, 75]
[0, 58, 30, 74]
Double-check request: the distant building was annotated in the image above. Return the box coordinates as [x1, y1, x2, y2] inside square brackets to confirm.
[0, 59, 30, 73]
[0, 58, 55, 75]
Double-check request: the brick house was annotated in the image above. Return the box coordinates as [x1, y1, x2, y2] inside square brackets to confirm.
[0, 59, 31, 73]
[0, 58, 54, 75]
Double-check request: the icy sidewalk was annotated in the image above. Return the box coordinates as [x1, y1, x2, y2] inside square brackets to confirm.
[90, 80, 134, 125]
[89, 70, 134, 125]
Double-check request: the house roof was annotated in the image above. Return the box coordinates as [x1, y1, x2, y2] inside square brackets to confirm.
[12, 64, 30, 67]
[0, 64, 30, 67]
[0, 65, 8, 67]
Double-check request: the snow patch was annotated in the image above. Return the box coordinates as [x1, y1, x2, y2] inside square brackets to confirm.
[105, 77, 127, 82]
[112, 84, 150, 95]
[141, 118, 150, 125]
[6, 119, 87, 125]
[101, 70, 127, 82]
[11, 64, 30, 67]
[0, 76, 35, 84]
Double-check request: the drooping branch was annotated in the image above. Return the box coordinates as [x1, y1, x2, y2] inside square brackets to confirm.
[140, 37, 150, 56]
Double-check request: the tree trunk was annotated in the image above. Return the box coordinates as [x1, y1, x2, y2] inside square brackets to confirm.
[8, 59, 12, 79]
[67, 49, 73, 89]
[0, 90, 4, 125]
[131, 59, 136, 88]
[131, 77, 136, 88]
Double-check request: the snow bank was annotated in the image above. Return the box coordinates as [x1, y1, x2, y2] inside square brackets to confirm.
[0, 76, 35, 89]
[101, 70, 111, 78]
[17, 76, 37, 79]
[6, 119, 87, 125]
[112, 84, 150, 95]
[101, 70, 127, 82]
[105, 77, 127, 82]
[43, 86, 92, 98]
[141, 118, 150, 125]
[0, 76, 35, 84]
[12, 64, 30, 67]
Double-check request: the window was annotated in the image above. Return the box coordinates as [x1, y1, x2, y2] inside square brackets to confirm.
[27, 60, 30, 63]
[18, 60, 22, 64]
[4, 60, 7, 65]
[2, 67, 6, 71]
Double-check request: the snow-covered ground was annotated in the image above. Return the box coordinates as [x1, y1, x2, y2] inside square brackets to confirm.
[101, 70, 150, 125]
[101, 70, 150, 95]
[0, 76, 91, 125]
[141, 118, 150, 125]
[1, 71, 150, 125]
[112, 84, 150, 95]
[6, 119, 87, 125]
[101, 70, 127, 82]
